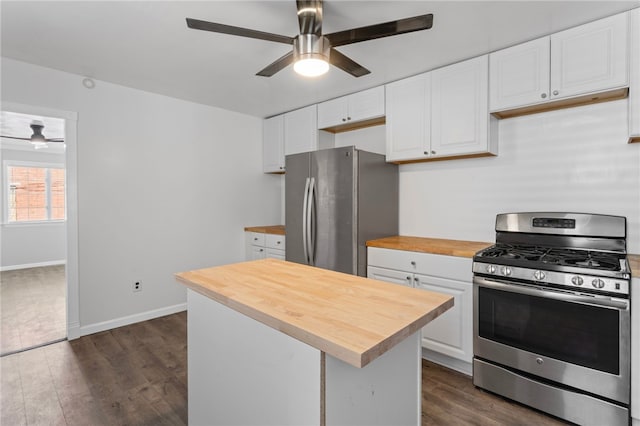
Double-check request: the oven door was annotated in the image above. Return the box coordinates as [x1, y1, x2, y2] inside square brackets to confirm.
[473, 276, 630, 404]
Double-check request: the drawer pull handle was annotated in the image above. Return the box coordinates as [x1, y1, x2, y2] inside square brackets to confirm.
[410, 261, 416, 266]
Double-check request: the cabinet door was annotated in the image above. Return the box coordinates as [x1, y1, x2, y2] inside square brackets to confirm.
[263, 115, 285, 173]
[348, 86, 385, 123]
[284, 105, 318, 156]
[317, 97, 348, 129]
[550, 12, 629, 100]
[489, 37, 550, 111]
[385, 73, 431, 162]
[629, 9, 640, 142]
[367, 266, 413, 287]
[415, 274, 472, 362]
[431, 55, 489, 157]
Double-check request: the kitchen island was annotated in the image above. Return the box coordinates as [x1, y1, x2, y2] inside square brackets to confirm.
[175, 258, 453, 426]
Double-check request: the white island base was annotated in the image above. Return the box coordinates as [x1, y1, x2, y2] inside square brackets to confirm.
[188, 289, 422, 426]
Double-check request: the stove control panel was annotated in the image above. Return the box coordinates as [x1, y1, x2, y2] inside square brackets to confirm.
[472, 262, 629, 296]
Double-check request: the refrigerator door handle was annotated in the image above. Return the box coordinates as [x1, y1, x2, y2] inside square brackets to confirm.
[302, 177, 310, 264]
[308, 177, 316, 266]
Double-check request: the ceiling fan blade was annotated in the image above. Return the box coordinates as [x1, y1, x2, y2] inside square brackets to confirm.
[46, 138, 65, 143]
[186, 18, 295, 45]
[326, 14, 433, 47]
[256, 51, 295, 77]
[0, 135, 31, 141]
[296, 0, 323, 36]
[329, 49, 370, 77]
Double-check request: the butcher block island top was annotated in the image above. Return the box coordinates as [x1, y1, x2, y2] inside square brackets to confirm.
[175, 258, 453, 368]
[367, 235, 493, 258]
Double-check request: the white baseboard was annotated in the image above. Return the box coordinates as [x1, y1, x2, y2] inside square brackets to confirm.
[0, 260, 66, 272]
[74, 303, 187, 338]
[421, 348, 472, 376]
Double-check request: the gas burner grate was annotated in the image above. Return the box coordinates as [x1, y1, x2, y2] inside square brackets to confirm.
[478, 244, 624, 272]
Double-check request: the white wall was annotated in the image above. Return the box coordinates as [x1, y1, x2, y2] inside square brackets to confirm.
[1, 58, 282, 330]
[399, 100, 640, 253]
[1, 147, 67, 269]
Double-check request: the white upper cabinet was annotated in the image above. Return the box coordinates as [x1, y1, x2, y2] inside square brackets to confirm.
[386, 55, 495, 163]
[629, 8, 640, 143]
[284, 104, 318, 156]
[263, 105, 318, 173]
[263, 115, 285, 173]
[317, 86, 385, 130]
[385, 73, 431, 162]
[550, 12, 628, 99]
[490, 12, 629, 115]
[489, 37, 551, 111]
[431, 55, 491, 157]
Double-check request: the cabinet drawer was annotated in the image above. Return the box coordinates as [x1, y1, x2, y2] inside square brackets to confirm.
[266, 234, 286, 250]
[368, 247, 472, 282]
[249, 232, 265, 246]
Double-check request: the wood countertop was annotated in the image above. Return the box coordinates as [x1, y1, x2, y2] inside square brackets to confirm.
[367, 236, 493, 258]
[244, 225, 285, 235]
[176, 259, 453, 368]
[630, 254, 640, 278]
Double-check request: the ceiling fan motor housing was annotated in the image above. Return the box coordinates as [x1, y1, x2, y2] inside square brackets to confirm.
[293, 34, 330, 63]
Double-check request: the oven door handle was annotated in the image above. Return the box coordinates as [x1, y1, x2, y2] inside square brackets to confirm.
[473, 276, 629, 310]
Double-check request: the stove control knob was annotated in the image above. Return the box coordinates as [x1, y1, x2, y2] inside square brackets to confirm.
[592, 278, 605, 289]
[571, 276, 584, 286]
[485, 265, 496, 274]
[533, 270, 546, 281]
[501, 267, 512, 276]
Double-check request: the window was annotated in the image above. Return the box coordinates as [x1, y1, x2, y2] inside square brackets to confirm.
[5, 162, 66, 223]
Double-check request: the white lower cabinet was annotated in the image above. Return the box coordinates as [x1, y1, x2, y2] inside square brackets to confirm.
[367, 247, 473, 374]
[245, 232, 285, 261]
[414, 274, 472, 363]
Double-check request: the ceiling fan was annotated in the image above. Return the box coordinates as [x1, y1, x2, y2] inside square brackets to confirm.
[186, 0, 433, 78]
[1, 121, 64, 149]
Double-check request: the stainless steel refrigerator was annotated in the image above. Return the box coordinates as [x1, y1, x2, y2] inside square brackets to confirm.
[285, 146, 398, 276]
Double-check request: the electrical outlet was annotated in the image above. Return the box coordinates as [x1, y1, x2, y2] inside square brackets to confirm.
[133, 281, 142, 292]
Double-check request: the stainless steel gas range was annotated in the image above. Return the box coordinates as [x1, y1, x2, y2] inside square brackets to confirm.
[472, 212, 631, 425]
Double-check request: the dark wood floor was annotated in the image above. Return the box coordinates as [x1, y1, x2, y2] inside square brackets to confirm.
[1, 311, 567, 425]
[1, 265, 66, 355]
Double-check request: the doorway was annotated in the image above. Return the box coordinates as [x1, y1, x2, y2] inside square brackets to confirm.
[0, 104, 79, 355]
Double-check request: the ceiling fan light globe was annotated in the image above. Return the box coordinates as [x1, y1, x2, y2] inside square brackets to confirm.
[294, 57, 329, 77]
[31, 141, 48, 149]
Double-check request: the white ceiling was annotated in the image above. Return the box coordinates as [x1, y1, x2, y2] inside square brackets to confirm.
[2, 1, 639, 118]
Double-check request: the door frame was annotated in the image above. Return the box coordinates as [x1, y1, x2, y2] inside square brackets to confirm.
[2, 101, 80, 339]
